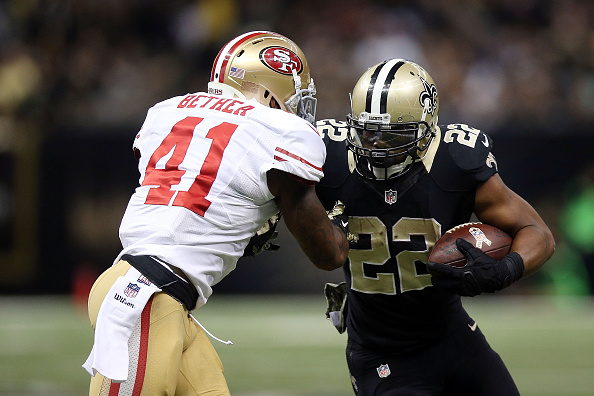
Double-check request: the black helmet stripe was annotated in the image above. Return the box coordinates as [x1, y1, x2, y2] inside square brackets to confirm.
[365, 59, 405, 114]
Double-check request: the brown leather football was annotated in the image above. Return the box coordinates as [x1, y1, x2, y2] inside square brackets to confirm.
[428, 222, 512, 268]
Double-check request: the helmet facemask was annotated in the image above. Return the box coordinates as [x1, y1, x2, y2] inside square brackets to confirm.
[284, 69, 317, 124]
[347, 114, 434, 180]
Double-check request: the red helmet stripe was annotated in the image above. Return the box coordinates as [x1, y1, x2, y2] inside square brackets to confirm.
[210, 48, 224, 82]
[211, 31, 272, 83]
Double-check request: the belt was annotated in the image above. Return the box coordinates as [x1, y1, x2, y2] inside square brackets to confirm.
[121, 254, 199, 311]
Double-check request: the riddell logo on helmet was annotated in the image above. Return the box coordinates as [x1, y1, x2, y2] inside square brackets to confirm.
[260, 47, 303, 75]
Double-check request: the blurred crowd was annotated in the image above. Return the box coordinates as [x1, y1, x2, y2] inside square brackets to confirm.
[0, 0, 593, 135]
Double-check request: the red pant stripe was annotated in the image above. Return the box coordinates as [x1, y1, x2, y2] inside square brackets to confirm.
[108, 382, 121, 396]
[131, 296, 152, 396]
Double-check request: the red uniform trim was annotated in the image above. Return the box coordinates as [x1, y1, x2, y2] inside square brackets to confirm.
[275, 147, 323, 172]
[108, 383, 121, 396]
[213, 32, 268, 83]
[288, 174, 315, 186]
[106, 296, 153, 396]
[131, 296, 153, 396]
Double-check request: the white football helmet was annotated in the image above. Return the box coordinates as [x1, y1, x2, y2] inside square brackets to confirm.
[347, 59, 438, 179]
[208, 31, 317, 123]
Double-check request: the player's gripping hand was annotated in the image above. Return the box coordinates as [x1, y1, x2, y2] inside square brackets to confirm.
[243, 213, 281, 256]
[426, 238, 524, 297]
[327, 200, 359, 244]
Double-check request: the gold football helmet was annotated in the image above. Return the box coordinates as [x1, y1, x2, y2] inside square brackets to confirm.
[347, 59, 438, 179]
[208, 31, 317, 123]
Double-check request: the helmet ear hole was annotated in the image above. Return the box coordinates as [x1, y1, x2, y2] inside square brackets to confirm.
[269, 96, 280, 109]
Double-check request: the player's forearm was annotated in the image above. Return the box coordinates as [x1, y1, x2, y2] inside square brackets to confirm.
[270, 170, 349, 270]
[511, 224, 555, 278]
[298, 223, 349, 271]
[284, 197, 348, 270]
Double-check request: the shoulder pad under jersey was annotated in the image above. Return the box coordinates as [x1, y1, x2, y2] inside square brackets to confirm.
[316, 119, 353, 189]
[424, 123, 498, 191]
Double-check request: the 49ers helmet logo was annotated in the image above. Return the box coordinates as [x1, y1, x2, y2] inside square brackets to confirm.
[260, 46, 303, 75]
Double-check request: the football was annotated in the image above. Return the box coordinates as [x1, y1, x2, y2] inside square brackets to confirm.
[428, 222, 512, 268]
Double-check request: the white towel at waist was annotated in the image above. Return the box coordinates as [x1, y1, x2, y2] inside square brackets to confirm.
[83, 267, 161, 382]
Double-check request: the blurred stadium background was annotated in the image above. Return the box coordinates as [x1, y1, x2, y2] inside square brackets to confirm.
[1, 0, 593, 394]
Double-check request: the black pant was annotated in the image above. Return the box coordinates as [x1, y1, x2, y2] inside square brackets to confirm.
[346, 319, 520, 396]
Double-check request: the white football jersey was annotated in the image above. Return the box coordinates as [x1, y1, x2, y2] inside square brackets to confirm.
[117, 92, 325, 308]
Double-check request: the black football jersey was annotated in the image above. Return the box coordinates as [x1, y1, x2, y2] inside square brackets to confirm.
[315, 119, 498, 355]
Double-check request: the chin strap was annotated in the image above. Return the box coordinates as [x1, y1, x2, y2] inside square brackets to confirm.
[291, 68, 301, 92]
[407, 145, 420, 160]
[371, 159, 410, 180]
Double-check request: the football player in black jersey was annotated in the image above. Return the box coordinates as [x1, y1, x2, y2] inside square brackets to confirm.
[316, 59, 555, 396]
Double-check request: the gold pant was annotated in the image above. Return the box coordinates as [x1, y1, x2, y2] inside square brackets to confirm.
[87, 261, 230, 396]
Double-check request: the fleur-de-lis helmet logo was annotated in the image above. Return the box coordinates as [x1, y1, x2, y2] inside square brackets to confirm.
[418, 75, 438, 115]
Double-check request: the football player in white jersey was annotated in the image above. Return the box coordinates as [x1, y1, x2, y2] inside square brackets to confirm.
[83, 31, 349, 396]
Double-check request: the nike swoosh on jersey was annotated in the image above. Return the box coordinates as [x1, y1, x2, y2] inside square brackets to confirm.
[468, 321, 478, 331]
[482, 134, 489, 147]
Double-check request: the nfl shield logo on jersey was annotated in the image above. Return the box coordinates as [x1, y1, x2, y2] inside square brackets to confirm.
[385, 190, 397, 205]
[124, 283, 140, 298]
[377, 363, 391, 378]
[137, 275, 152, 286]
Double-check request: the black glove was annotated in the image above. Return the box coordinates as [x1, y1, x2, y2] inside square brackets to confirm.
[426, 238, 524, 297]
[243, 213, 281, 257]
[327, 200, 359, 244]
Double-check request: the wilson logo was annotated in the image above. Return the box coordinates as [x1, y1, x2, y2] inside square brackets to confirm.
[260, 47, 302, 75]
[114, 293, 135, 308]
